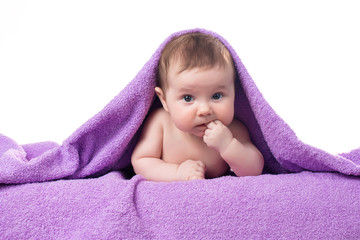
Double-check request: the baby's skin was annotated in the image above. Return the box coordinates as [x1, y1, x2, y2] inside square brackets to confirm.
[131, 63, 264, 181]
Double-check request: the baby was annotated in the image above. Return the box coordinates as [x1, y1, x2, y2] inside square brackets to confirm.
[131, 33, 264, 181]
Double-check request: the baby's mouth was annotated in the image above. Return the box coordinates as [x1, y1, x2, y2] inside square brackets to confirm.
[195, 124, 208, 130]
[193, 124, 207, 137]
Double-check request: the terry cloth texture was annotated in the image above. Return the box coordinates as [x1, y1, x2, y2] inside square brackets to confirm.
[1, 29, 359, 239]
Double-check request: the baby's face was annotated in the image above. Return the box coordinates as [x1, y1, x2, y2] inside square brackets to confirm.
[162, 62, 235, 137]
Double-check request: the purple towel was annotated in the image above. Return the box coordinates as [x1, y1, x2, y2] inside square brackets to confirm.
[0, 28, 359, 184]
[1, 171, 359, 239]
[1, 28, 360, 239]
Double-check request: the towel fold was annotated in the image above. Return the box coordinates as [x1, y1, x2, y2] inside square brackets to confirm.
[1, 28, 359, 184]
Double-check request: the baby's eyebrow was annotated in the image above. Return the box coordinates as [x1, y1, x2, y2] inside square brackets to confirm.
[214, 85, 228, 91]
[178, 85, 228, 93]
[178, 87, 193, 92]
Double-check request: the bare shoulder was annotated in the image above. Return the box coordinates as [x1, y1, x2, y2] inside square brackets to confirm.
[228, 118, 251, 143]
[137, 107, 171, 143]
[132, 108, 168, 161]
[145, 108, 167, 125]
[154, 107, 170, 119]
[143, 108, 169, 128]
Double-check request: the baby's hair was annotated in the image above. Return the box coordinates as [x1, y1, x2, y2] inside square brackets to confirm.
[158, 32, 234, 89]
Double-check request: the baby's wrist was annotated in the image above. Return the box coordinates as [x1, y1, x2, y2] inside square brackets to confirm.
[175, 164, 183, 181]
[218, 137, 235, 155]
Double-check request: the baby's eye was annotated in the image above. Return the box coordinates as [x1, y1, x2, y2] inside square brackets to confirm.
[212, 93, 223, 100]
[183, 95, 194, 102]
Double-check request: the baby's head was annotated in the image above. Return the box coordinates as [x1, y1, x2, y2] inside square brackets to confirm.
[156, 32, 236, 137]
[157, 32, 235, 90]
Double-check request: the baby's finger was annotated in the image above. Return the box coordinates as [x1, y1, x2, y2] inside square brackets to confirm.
[190, 175, 204, 180]
[195, 167, 205, 176]
[196, 161, 206, 169]
[206, 121, 215, 129]
[196, 170, 206, 178]
[215, 120, 223, 124]
[203, 129, 210, 137]
[196, 164, 206, 175]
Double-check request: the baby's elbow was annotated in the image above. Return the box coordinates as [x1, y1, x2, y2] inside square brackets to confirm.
[253, 152, 264, 176]
[244, 164, 263, 177]
[237, 154, 264, 177]
[253, 164, 264, 176]
[131, 155, 142, 175]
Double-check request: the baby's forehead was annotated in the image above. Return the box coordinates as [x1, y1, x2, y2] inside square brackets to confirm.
[168, 64, 234, 89]
[169, 58, 230, 75]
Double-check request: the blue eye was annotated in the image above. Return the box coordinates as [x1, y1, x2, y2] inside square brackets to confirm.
[183, 95, 194, 102]
[212, 93, 223, 100]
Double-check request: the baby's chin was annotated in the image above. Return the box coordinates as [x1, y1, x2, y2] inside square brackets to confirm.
[180, 129, 205, 138]
[191, 125, 208, 138]
[192, 132, 205, 138]
[175, 124, 206, 138]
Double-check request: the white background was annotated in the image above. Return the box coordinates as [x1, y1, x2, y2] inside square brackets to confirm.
[1, 0, 359, 154]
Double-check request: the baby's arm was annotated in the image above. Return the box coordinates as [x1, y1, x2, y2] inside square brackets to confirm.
[131, 109, 206, 181]
[203, 120, 264, 176]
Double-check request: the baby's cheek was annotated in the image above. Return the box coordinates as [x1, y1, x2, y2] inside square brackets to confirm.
[172, 115, 192, 132]
[223, 107, 234, 126]
[216, 104, 234, 126]
[220, 115, 233, 127]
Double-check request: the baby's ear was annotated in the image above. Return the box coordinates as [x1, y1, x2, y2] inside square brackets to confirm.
[155, 87, 169, 112]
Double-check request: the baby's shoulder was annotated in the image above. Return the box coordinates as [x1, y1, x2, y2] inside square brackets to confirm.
[138, 108, 170, 138]
[148, 107, 169, 120]
[144, 108, 170, 127]
[228, 118, 250, 142]
[229, 118, 246, 130]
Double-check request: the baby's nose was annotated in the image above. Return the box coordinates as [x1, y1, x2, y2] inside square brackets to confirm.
[197, 103, 212, 116]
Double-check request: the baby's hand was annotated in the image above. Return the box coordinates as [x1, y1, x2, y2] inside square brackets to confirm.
[203, 120, 233, 153]
[176, 160, 206, 181]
